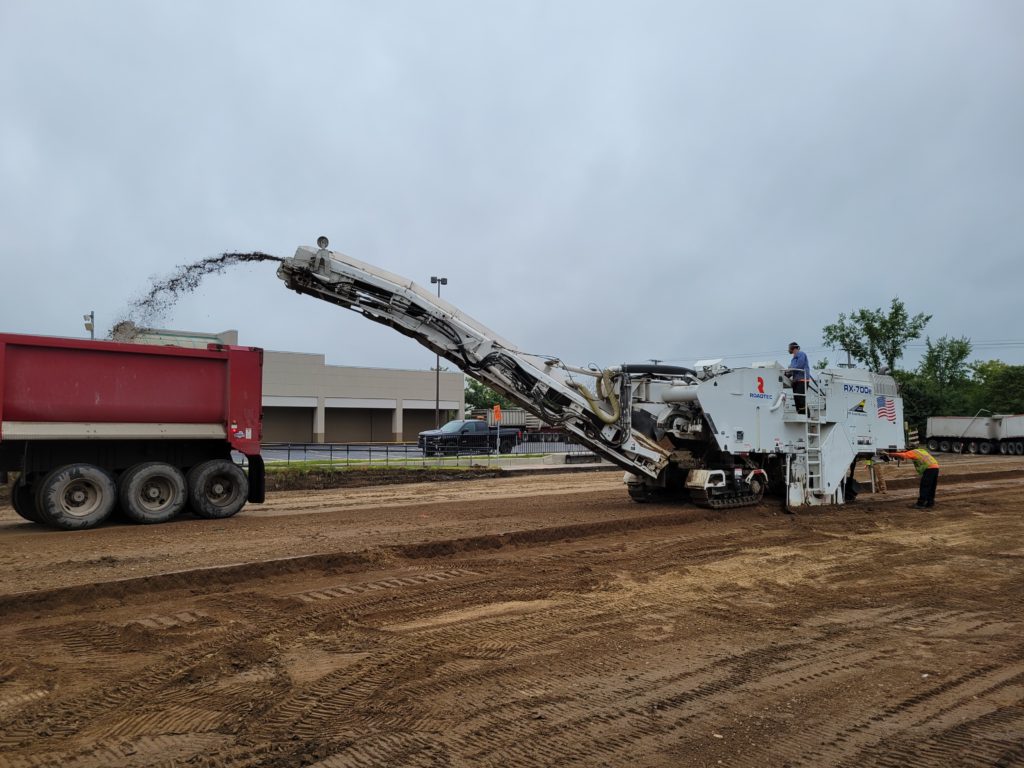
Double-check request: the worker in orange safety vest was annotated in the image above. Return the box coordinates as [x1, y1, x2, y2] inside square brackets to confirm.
[887, 447, 940, 509]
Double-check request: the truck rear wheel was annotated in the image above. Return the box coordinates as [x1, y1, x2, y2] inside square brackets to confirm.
[188, 460, 248, 519]
[119, 462, 187, 524]
[499, 439, 514, 454]
[926, 438, 939, 451]
[939, 440, 951, 452]
[978, 441, 993, 455]
[11, 480, 41, 524]
[35, 463, 116, 530]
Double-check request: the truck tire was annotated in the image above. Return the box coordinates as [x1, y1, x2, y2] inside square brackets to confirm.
[939, 440, 951, 452]
[35, 463, 116, 530]
[926, 438, 939, 451]
[11, 480, 41, 524]
[119, 462, 187, 524]
[999, 442, 1008, 455]
[1016, 442, 1024, 456]
[499, 438, 514, 454]
[978, 441, 993, 455]
[187, 460, 248, 519]
[966, 441, 977, 454]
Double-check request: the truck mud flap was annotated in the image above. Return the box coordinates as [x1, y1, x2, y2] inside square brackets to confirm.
[247, 454, 266, 504]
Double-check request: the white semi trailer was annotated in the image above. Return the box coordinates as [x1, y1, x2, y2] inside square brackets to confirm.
[926, 415, 1024, 455]
[276, 238, 905, 510]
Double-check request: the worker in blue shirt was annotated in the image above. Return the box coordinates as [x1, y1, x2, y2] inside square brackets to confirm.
[787, 342, 812, 414]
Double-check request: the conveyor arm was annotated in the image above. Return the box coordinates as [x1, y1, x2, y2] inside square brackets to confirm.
[276, 243, 669, 478]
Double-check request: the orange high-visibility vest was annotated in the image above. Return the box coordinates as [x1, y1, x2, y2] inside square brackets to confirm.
[890, 448, 940, 475]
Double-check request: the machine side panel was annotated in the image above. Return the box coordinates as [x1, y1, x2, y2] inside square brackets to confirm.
[693, 369, 791, 454]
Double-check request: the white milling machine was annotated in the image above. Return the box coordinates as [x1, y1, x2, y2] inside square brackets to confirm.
[277, 239, 906, 510]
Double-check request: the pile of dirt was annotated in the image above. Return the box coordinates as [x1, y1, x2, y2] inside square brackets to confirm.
[265, 465, 506, 492]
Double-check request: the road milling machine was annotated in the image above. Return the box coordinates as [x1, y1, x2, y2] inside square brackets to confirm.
[277, 238, 905, 510]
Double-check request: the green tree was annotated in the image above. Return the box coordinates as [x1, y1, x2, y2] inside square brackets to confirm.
[822, 298, 931, 372]
[970, 364, 1024, 415]
[464, 377, 515, 410]
[970, 359, 1008, 381]
[918, 336, 971, 387]
[916, 336, 973, 415]
[892, 370, 937, 436]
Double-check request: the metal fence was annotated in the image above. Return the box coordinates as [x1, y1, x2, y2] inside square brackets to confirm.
[260, 433, 595, 468]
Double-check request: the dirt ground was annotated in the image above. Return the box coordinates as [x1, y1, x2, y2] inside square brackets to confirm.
[1, 456, 1022, 767]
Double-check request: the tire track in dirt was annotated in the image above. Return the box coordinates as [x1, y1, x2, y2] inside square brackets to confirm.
[0, 474, 1021, 767]
[291, 568, 481, 603]
[0, 589, 353, 756]
[852, 705, 1024, 768]
[0, 509, 705, 615]
[328, 537, 1023, 767]
[6, 567, 496, 766]
[308, 732, 449, 768]
[785, 663, 1024, 767]
[0, 733, 230, 768]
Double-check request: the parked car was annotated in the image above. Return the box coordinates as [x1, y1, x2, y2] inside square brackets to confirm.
[418, 419, 522, 456]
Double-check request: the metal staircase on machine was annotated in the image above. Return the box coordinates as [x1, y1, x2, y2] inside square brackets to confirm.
[805, 393, 823, 496]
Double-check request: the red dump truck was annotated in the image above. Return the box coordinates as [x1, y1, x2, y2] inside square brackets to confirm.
[0, 333, 265, 529]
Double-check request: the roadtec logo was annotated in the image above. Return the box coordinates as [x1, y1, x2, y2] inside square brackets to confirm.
[749, 376, 773, 400]
[849, 399, 867, 414]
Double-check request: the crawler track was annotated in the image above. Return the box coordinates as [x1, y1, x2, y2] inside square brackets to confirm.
[0, 460, 1022, 767]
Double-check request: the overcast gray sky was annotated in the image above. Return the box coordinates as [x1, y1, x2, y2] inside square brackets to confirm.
[2, 1, 1022, 374]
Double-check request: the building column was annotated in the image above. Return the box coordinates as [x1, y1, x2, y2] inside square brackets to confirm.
[392, 399, 404, 442]
[314, 397, 326, 444]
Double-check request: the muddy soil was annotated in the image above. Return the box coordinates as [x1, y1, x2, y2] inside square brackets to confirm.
[0, 457, 1021, 767]
[265, 466, 506, 492]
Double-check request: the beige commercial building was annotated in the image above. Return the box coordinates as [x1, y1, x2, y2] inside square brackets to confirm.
[121, 326, 465, 443]
[262, 349, 463, 443]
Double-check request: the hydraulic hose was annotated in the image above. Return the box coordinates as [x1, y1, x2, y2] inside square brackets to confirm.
[569, 369, 621, 425]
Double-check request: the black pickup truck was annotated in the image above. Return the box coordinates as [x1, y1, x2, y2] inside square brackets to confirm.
[418, 419, 523, 455]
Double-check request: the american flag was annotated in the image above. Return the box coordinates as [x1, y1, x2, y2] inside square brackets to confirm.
[876, 396, 896, 422]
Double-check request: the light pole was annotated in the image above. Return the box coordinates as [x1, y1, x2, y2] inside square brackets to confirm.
[430, 276, 447, 427]
[83, 311, 95, 340]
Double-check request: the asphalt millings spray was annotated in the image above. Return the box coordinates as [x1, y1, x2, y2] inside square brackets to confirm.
[112, 251, 283, 338]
